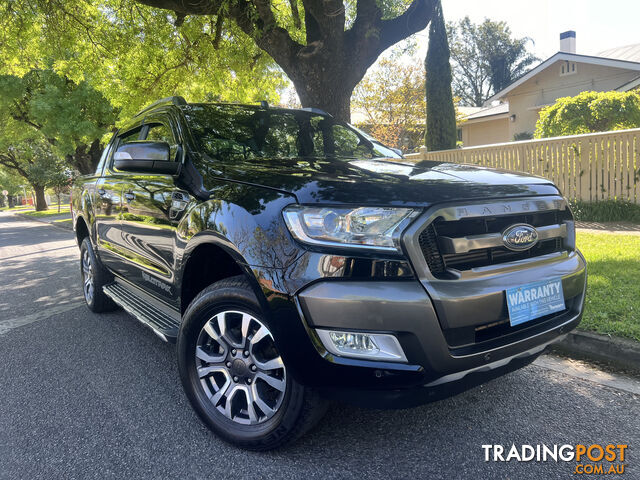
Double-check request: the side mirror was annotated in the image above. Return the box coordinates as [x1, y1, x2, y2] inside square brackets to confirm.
[113, 142, 179, 175]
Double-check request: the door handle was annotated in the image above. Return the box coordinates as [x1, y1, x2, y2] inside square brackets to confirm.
[97, 188, 106, 196]
[171, 191, 189, 211]
[124, 192, 135, 202]
[170, 191, 190, 219]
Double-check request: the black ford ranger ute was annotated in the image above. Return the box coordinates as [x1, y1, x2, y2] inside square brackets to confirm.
[72, 96, 587, 450]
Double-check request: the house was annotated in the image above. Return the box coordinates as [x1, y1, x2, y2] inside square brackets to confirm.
[460, 32, 640, 147]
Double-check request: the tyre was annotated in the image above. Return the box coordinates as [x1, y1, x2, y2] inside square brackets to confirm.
[177, 275, 328, 450]
[80, 237, 117, 313]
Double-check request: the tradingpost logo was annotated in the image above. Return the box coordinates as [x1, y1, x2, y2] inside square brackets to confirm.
[482, 444, 628, 475]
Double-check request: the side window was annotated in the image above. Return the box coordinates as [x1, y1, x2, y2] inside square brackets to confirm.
[119, 129, 143, 145]
[331, 125, 366, 157]
[94, 136, 115, 175]
[144, 123, 178, 161]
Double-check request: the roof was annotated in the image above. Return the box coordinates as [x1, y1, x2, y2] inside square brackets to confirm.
[464, 103, 509, 121]
[598, 43, 640, 63]
[485, 52, 640, 105]
[617, 74, 640, 91]
[457, 106, 483, 117]
[134, 96, 187, 117]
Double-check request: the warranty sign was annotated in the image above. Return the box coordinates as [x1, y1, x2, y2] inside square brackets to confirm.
[506, 278, 566, 326]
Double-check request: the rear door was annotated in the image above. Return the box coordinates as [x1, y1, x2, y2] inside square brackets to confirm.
[118, 117, 187, 307]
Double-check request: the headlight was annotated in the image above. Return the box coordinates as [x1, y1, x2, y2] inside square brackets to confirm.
[282, 205, 417, 251]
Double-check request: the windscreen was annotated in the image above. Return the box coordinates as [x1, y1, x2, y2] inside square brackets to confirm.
[182, 104, 401, 162]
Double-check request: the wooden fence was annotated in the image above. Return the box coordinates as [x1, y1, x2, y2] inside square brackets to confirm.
[404, 128, 640, 204]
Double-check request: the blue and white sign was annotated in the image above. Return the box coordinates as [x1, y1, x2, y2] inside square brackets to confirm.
[506, 278, 565, 326]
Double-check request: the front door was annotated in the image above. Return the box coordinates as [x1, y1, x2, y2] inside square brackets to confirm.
[94, 128, 143, 277]
[119, 121, 187, 308]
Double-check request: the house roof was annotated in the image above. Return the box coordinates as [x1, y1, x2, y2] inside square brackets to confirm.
[484, 52, 640, 105]
[464, 103, 509, 121]
[457, 106, 483, 117]
[598, 43, 640, 63]
[617, 75, 640, 91]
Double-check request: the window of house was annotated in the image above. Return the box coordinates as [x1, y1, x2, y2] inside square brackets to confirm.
[560, 62, 577, 76]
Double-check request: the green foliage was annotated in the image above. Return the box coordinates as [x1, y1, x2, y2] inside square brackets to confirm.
[577, 232, 640, 342]
[448, 17, 538, 106]
[424, 1, 456, 151]
[1, 0, 436, 121]
[513, 132, 533, 141]
[0, 68, 118, 172]
[0, 114, 67, 189]
[535, 91, 640, 138]
[569, 200, 640, 224]
[0, 1, 286, 120]
[352, 53, 426, 151]
[0, 169, 24, 196]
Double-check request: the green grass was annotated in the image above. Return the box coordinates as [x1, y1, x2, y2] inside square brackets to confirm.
[570, 200, 640, 224]
[52, 218, 73, 228]
[22, 205, 70, 218]
[577, 232, 640, 342]
[0, 205, 34, 212]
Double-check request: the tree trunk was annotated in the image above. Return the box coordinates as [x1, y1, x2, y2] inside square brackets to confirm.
[68, 139, 104, 175]
[33, 185, 48, 212]
[293, 78, 354, 122]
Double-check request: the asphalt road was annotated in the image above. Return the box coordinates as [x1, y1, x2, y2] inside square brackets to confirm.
[1, 212, 639, 480]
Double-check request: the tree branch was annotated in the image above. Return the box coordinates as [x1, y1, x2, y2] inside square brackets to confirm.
[344, 0, 434, 87]
[288, 0, 301, 29]
[0, 152, 29, 180]
[212, 15, 223, 48]
[136, 0, 220, 15]
[378, 0, 435, 53]
[301, 0, 344, 45]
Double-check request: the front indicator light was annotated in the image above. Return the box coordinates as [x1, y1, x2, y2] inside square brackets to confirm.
[315, 329, 408, 362]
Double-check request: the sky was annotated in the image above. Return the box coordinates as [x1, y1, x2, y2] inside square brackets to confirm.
[432, 0, 640, 60]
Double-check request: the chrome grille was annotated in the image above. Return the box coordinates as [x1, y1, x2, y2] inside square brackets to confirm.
[415, 201, 573, 279]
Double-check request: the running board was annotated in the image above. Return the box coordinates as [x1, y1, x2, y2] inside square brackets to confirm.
[103, 281, 181, 343]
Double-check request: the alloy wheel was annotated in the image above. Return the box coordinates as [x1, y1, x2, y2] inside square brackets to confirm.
[195, 310, 286, 425]
[82, 249, 94, 304]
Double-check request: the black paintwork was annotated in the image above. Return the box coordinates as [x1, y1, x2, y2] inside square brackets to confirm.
[72, 101, 581, 405]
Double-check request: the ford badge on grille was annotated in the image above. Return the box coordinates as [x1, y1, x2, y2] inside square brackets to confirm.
[502, 224, 539, 251]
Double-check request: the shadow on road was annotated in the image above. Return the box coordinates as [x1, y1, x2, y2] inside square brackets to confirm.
[0, 214, 73, 249]
[0, 215, 80, 317]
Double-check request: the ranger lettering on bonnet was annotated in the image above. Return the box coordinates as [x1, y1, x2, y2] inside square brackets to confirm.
[72, 97, 587, 450]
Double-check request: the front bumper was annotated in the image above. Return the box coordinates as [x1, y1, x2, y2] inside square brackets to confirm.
[294, 250, 586, 407]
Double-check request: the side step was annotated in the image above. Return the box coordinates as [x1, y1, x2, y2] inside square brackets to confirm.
[103, 282, 181, 343]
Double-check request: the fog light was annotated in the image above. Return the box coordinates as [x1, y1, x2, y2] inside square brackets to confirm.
[316, 329, 407, 362]
[329, 331, 379, 353]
